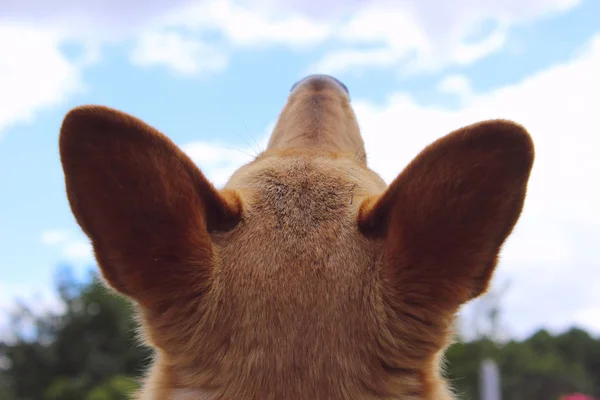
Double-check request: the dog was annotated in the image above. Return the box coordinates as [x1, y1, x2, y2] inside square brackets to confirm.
[59, 74, 534, 399]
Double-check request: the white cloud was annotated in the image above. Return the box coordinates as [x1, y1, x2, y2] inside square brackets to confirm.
[183, 142, 255, 187]
[436, 74, 474, 103]
[161, 0, 580, 76]
[0, 0, 191, 38]
[132, 0, 332, 74]
[62, 241, 95, 263]
[164, 0, 332, 49]
[130, 30, 228, 76]
[3, 0, 333, 78]
[0, 231, 93, 342]
[310, 0, 582, 75]
[1, 0, 582, 77]
[1, 0, 330, 85]
[308, 48, 403, 76]
[41, 229, 94, 265]
[182, 122, 273, 187]
[0, 281, 65, 344]
[40, 229, 71, 245]
[250, 0, 581, 22]
[3, 0, 333, 48]
[0, 23, 86, 140]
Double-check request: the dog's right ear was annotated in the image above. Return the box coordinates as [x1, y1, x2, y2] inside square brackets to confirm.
[59, 106, 242, 309]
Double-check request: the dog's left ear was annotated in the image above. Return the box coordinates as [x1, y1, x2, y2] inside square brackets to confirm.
[359, 120, 534, 314]
[59, 106, 242, 309]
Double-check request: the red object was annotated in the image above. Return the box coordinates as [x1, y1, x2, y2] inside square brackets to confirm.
[560, 394, 596, 400]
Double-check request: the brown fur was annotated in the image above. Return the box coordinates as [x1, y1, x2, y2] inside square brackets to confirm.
[59, 75, 534, 399]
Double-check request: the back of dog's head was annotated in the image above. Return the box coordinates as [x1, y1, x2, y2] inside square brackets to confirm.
[59, 75, 534, 400]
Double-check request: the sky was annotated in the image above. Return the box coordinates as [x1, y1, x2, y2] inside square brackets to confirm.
[0, 0, 599, 341]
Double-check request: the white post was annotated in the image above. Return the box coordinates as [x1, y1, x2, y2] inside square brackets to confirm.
[480, 358, 501, 400]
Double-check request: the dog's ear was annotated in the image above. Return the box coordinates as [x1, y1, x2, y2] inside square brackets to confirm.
[359, 120, 534, 316]
[59, 106, 242, 309]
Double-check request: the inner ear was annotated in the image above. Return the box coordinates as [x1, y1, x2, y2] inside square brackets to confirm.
[59, 105, 242, 306]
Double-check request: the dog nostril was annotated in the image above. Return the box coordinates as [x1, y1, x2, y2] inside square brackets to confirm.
[290, 74, 349, 95]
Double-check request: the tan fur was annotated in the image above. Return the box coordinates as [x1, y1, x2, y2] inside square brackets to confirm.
[59, 75, 534, 399]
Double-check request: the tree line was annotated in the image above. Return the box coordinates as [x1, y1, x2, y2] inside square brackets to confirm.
[1, 266, 598, 399]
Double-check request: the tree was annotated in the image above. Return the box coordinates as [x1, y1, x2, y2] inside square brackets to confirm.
[444, 328, 600, 400]
[0, 266, 149, 399]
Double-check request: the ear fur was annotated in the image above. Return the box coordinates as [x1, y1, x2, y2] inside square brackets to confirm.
[359, 119, 534, 312]
[59, 106, 242, 308]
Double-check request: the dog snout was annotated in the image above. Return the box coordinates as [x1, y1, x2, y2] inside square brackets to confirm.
[290, 74, 349, 96]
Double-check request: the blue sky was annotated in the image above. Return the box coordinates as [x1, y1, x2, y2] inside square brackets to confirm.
[1, 0, 599, 340]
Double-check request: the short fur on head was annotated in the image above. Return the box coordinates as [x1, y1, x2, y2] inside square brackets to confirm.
[59, 75, 534, 400]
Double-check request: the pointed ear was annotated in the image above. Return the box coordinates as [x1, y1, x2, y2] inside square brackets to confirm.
[359, 120, 534, 313]
[59, 106, 242, 309]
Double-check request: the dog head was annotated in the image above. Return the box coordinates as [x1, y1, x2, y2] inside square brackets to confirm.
[59, 74, 534, 399]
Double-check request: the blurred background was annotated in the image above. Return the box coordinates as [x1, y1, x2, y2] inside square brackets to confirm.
[1, 0, 599, 399]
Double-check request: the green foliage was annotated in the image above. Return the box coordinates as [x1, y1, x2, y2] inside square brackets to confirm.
[85, 376, 139, 400]
[445, 328, 600, 399]
[1, 265, 599, 399]
[0, 266, 149, 400]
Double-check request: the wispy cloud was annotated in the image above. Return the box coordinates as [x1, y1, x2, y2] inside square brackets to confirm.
[41, 229, 94, 265]
[308, 0, 582, 75]
[0, 23, 87, 140]
[130, 30, 228, 76]
[182, 121, 272, 187]
[436, 74, 475, 104]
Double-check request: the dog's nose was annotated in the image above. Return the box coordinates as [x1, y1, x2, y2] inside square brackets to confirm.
[290, 74, 349, 96]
